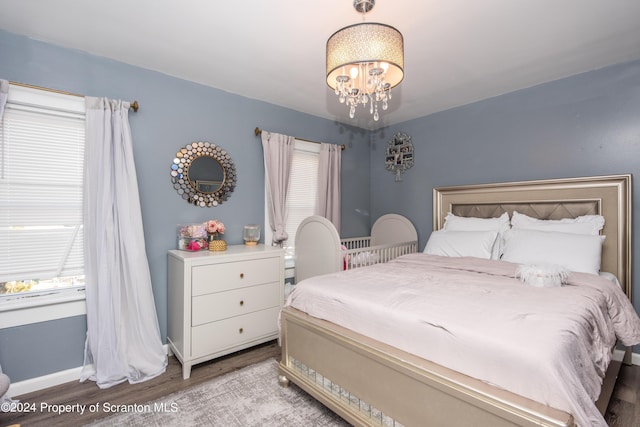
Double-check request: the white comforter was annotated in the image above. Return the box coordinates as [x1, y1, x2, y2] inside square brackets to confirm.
[286, 253, 640, 427]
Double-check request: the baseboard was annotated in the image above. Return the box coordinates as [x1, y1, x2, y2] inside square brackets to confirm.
[7, 348, 639, 398]
[8, 344, 172, 398]
[9, 365, 84, 397]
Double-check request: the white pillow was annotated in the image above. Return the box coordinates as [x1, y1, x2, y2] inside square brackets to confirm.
[511, 211, 604, 235]
[501, 228, 604, 275]
[424, 230, 498, 259]
[443, 212, 509, 259]
[444, 211, 510, 231]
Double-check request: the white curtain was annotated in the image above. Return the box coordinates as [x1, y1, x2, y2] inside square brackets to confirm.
[80, 97, 166, 388]
[315, 143, 342, 233]
[0, 78, 15, 406]
[262, 131, 295, 245]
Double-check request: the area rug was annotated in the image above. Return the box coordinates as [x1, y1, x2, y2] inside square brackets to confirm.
[85, 358, 350, 427]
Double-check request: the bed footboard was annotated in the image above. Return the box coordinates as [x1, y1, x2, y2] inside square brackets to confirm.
[279, 307, 574, 427]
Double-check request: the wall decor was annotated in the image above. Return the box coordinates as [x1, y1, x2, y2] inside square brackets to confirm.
[384, 132, 414, 182]
[170, 141, 236, 207]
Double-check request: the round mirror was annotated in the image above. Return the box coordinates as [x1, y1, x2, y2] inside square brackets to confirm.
[170, 141, 236, 207]
[189, 156, 225, 193]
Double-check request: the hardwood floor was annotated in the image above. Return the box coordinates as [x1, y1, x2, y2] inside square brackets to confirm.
[1, 342, 638, 427]
[1, 341, 280, 427]
[604, 362, 640, 426]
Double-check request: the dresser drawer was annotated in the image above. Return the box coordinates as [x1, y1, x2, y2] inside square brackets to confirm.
[192, 282, 280, 326]
[191, 306, 280, 358]
[192, 257, 280, 296]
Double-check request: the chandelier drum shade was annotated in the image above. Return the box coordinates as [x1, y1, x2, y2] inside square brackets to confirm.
[326, 1, 404, 121]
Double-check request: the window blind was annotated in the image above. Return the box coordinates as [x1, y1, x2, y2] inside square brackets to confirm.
[0, 87, 85, 284]
[284, 142, 319, 250]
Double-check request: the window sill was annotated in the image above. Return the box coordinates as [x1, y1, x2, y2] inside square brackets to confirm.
[0, 289, 86, 329]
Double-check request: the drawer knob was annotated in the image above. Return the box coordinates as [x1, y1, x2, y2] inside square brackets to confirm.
[240, 273, 244, 279]
[239, 327, 244, 334]
[239, 300, 244, 306]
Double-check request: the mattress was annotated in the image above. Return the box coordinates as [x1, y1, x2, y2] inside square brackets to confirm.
[286, 253, 640, 426]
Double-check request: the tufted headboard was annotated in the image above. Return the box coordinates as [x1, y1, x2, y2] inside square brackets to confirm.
[433, 174, 632, 300]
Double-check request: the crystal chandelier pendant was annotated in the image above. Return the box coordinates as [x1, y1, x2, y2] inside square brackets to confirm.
[326, 0, 404, 122]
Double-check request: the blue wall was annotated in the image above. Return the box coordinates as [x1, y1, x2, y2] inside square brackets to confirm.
[0, 30, 371, 382]
[370, 60, 640, 316]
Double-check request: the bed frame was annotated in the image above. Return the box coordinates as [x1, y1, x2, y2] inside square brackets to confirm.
[294, 214, 418, 283]
[279, 174, 632, 427]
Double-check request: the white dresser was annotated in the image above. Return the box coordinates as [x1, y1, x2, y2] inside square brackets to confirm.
[167, 244, 284, 379]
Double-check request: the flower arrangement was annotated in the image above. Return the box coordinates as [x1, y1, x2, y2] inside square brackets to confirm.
[205, 220, 225, 239]
[205, 220, 227, 251]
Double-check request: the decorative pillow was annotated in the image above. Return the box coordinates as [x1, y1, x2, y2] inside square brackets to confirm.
[511, 211, 604, 235]
[424, 230, 498, 259]
[502, 228, 605, 275]
[516, 264, 570, 288]
[443, 212, 509, 259]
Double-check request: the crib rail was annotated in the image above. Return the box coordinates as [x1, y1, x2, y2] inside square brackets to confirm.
[341, 236, 371, 250]
[343, 240, 417, 270]
[294, 215, 418, 282]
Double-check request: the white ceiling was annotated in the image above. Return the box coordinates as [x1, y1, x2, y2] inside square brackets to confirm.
[1, 0, 639, 130]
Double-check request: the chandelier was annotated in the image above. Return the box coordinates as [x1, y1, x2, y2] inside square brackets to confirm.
[326, 0, 404, 121]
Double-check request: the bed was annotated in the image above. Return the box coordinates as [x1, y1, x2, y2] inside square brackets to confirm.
[278, 174, 639, 427]
[294, 213, 418, 283]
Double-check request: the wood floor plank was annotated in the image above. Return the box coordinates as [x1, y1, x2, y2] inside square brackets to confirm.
[2, 342, 638, 427]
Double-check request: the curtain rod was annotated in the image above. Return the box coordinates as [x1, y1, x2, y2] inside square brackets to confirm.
[9, 81, 139, 112]
[254, 127, 345, 150]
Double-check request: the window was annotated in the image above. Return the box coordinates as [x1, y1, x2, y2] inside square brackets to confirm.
[264, 140, 319, 256]
[0, 84, 85, 302]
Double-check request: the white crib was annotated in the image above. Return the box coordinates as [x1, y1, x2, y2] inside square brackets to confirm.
[294, 214, 418, 283]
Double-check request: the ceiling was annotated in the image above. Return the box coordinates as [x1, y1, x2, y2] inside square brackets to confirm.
[1, 0, 639, 130]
